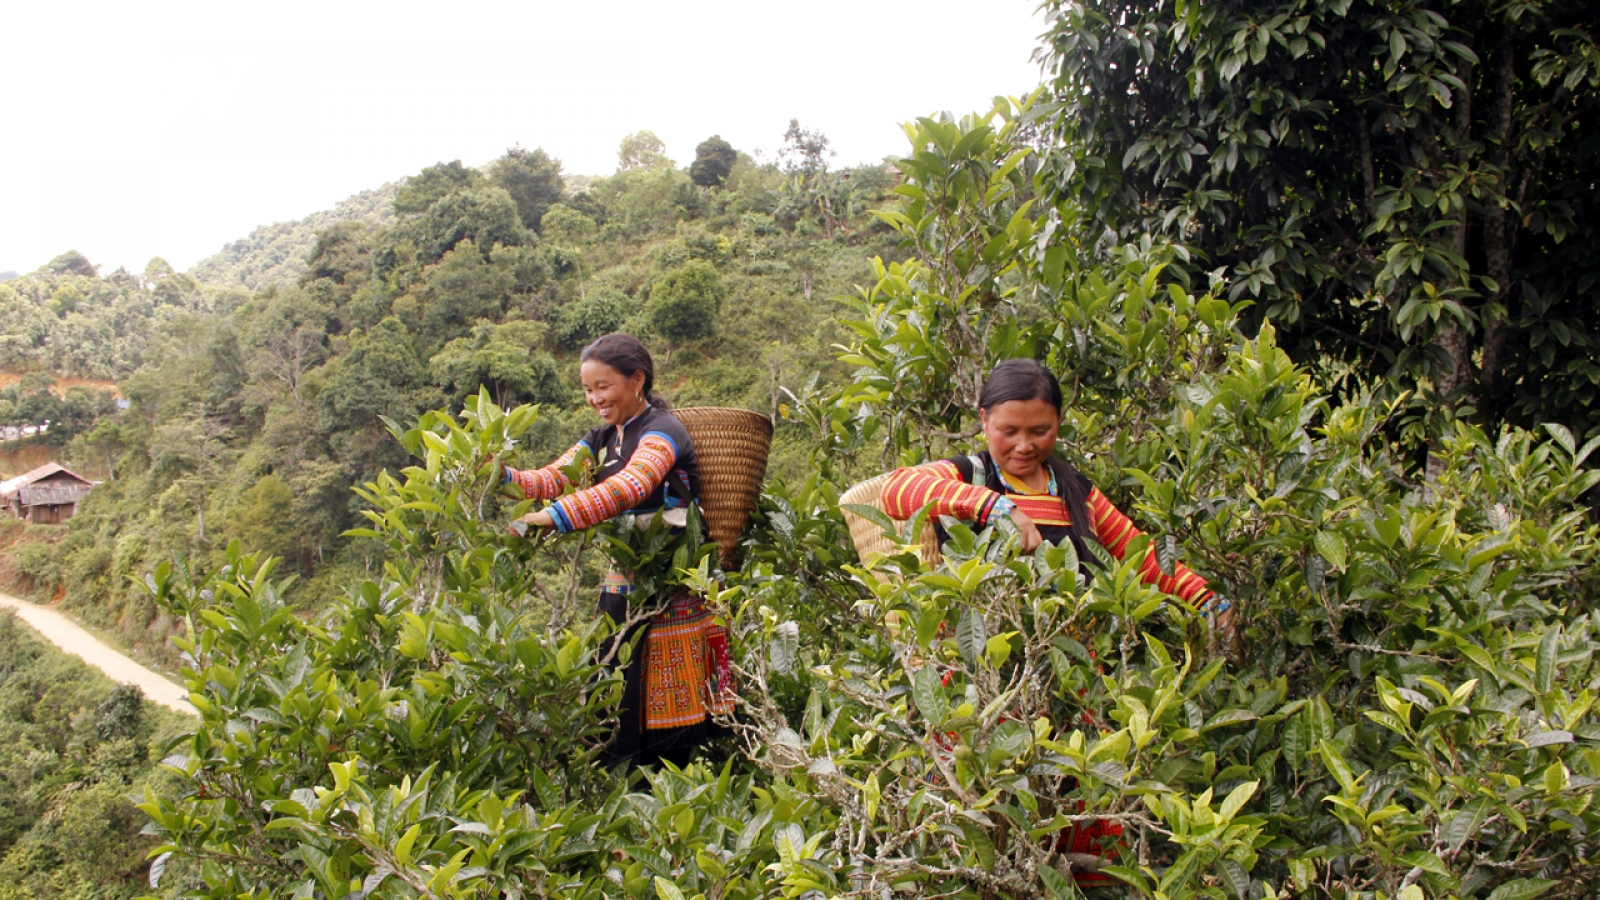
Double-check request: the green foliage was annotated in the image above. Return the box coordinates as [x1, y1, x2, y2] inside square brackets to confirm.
[0, 612, 189, 899]
[429, 320, 566, 408]
[647, 260, 725, 348]
[45, 251, 98, 278]
[828, 98, 1046, 463]
[393, 161, 484, 215]
[0, 380, 118, 446]
[136, 396, 801, 899]
[191, 184, 397, 291]
[689, 136, 737, 189]
[0, 263, 194, 378]
[316, 316, 434, 435]
[27, 123, 893, 669]
[1037, 0, 1600, 435]
[763, 106, 1600, 900]
[778, 119, 833, 179]
[225, 474, 297, 562]
[413, 187, 531, 268]
[617, 131, 672, 173]
[554, 287, 633, 352]
[121, 104, 1600, 900]
[490, 147, 565, 233]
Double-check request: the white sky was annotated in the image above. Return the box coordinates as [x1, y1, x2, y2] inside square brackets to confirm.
[0, 0, 1050, 277]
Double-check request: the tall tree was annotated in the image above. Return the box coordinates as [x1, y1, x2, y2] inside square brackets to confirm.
[689, 135, 737, 188]
[778, 120, 833, 180]
[393, 161, 484, 215]
[617, 130, 672, 172]
[647, 260, 725, 360]
[1038, 0, 1600, 434]
[490, 146, 565, 233]
[540, 203, 598, 299]
[44, 251, 97, 278]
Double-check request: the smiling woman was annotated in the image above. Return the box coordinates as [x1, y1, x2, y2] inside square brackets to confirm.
[877, 357, 1232, 885]
[499, 333, 732, 768]
[880, 358, 1229, 611]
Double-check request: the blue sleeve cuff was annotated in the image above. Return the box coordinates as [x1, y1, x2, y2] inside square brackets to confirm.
[641, 429, 679, 455]
[548, 503, 575, 533]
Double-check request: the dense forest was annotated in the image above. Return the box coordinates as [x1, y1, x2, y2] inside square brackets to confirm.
[0, 600, 190, 898]
[3, 124, 900, 654]
[2, 0, 1598, 897]
[189, 184, 400, 291]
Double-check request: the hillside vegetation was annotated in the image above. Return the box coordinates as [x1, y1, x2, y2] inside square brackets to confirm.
[140, 104, 1600, 900]
[189, 183, 400, 290]
[1, 1, 1597, 896]
[10, 126, 901, 659]
[0, 610, 190, 899]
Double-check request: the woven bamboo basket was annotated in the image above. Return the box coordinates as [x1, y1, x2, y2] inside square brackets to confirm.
[839, 473, 942, 570]
[673, 407, 773, 571]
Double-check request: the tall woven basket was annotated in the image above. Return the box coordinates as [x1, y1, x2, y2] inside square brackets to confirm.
[673, 407, 773, 571]
[839, 473, 942, 569]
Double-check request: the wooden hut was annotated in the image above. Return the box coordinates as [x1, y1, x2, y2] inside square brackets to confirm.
[0, 463, 94, 524]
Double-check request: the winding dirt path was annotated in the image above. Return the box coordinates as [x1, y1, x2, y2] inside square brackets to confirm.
[0, 591, 195, 715]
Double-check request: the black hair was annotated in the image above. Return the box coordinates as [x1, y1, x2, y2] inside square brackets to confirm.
[580, 333, 669, 410]
[978, 359, 1098, 557]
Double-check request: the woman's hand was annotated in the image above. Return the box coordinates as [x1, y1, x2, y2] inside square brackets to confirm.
[509, 509, 556, 536]
[1008, 507, 1044, 553]
[481, 455, 513, 491]
[1208, 596, 1238, 641]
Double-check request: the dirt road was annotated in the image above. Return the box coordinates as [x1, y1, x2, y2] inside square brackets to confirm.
[0, 591, 195, 716]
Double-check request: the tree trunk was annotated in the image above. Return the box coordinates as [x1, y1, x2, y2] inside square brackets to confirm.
[1433, 318, 1476, 400]
[1478, 27, 1517, 404]
[1359, 119, 1376, 218]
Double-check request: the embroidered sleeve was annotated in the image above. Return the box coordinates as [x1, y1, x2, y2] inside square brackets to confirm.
[548, 432, 678, 532]
[506, 441, 585, 501]
[882, 462, 1007, 526]
[1087, 487, 1214, 607]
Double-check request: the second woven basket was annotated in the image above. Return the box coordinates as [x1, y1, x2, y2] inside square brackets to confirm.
[839, 473, 942, 569]
[672, 407, 773, 571]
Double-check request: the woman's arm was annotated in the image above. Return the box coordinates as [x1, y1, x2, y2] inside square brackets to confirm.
[882, 462, 1009, 525]
[505, 441, 587, 501]
[1085, 487, 1214, 607]
[543, 431, 679, 532]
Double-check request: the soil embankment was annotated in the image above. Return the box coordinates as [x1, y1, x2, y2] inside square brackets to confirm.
[0, 591, 195, 716]
[0, 371, 121, 396]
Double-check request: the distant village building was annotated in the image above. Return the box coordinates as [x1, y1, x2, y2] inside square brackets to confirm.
[0, 463, 94, 524]
[0, 423, 50, 442]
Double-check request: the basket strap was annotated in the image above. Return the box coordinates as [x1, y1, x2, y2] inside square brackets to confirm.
[966, 454, 987, 487]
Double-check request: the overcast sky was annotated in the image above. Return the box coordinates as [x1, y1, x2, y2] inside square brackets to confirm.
[1, 0, 1050, 277]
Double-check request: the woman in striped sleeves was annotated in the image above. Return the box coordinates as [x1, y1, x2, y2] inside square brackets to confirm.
[504, 333, 733, 767]
[881, 359, 1231, 888]
[883, 359, 1231, 622]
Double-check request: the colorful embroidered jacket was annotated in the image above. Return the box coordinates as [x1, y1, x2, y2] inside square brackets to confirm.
[506, 405, 700, 534]
[882, 453, 1215, 607]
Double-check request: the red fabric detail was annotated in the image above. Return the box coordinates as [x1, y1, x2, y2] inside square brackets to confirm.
[552, 434, 678, 531]
[882, 463, 1001, 524]
[507, 442, 583, 500]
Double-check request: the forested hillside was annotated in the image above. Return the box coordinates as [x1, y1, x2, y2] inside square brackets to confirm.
[0, 608, 190, 898]
[0, 251, 210, 379]
[6, 126, 901, 660]
[188, 183, 400, 290]
[3, 1, 1598, 897]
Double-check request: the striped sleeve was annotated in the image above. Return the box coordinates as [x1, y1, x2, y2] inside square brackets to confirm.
[549, 432, 678, 533]
[882, 462, 1006, 526]
[1087, 487, 1214, 607]
[506, 441, 586, 501]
